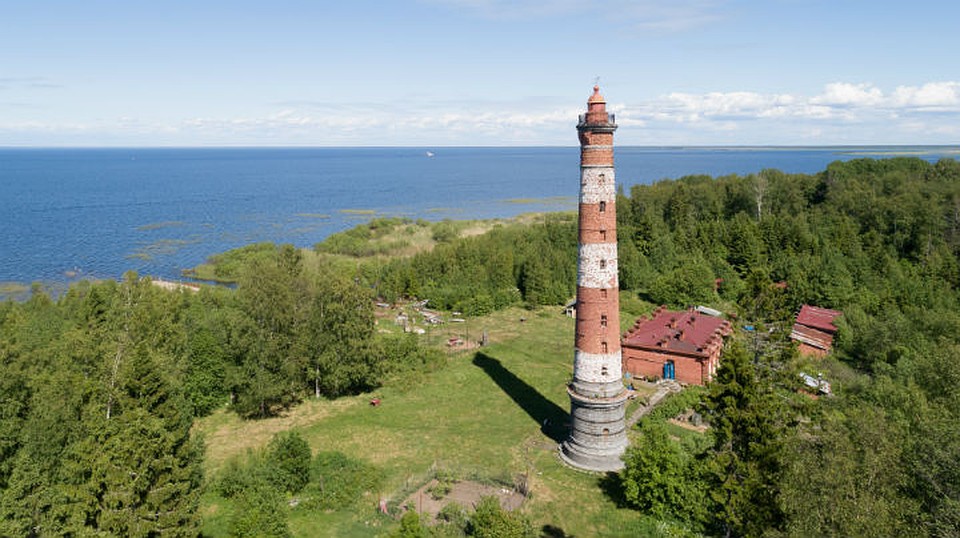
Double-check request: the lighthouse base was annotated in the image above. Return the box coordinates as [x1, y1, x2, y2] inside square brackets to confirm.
[560, 387, 628, 472]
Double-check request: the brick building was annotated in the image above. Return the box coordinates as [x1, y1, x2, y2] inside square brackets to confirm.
[621, 306, 732, 385]
[790, 304, 842, 357]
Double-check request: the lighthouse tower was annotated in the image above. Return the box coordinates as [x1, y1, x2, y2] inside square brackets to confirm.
[560, 86, 629, 472]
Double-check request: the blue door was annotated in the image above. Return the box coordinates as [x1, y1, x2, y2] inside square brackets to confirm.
[664, 360, 675, 380]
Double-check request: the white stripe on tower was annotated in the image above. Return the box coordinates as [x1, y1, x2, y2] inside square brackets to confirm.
[573, 350, 623, 384]
[579, 167, 616, 204]
[576, 243, 618, 289]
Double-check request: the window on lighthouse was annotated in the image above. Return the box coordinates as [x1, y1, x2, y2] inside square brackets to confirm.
[601, 341, 608, 353]
[600, 229, 607, 241]
[599, 259, 606, 269]
[599, 201, 606, 213]
[600, 314, 608, 328]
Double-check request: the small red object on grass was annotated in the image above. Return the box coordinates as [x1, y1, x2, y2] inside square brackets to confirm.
[370, 398, 381, 407]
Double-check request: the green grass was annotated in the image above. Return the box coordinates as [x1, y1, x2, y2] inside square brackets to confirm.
[195, 306, 662, 536]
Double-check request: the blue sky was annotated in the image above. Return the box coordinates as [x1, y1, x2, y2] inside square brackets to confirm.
[2, 0, 959, 146]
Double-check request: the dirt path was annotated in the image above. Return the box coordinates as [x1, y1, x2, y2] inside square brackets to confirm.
[625, 380, 682, 428]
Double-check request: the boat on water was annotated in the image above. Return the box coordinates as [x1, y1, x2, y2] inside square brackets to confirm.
[425, 151, 434, 158]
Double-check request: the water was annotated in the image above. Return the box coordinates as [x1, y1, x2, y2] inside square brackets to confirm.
[2, 146, 958, 287]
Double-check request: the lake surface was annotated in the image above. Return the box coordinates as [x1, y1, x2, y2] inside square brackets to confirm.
[2, 146, 958, 288]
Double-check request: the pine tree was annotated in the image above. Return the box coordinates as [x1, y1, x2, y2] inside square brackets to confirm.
[80, 351, 204, 537]
[620, 422, 703, 522]
[701, 341, 785, 537]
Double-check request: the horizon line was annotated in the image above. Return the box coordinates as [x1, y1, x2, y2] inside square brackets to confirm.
[3, 144, 960, 150]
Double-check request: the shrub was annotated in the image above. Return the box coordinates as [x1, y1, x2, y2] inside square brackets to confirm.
[428, 481, 453, 500]
[299, 451, 381, 510]
[228, 481, 291, 538]
[468, 496, 535, 538]
[432, 220, 461, 243]
[391, 511, 428, 538]
[216, 454, 271, 499]
[266, 431, 312, 494]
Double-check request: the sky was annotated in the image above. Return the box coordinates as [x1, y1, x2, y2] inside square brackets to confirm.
[2, 0, 959, 147]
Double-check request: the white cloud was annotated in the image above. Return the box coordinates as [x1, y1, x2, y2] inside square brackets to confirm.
[612, 81, 960, 144]
[4, 81, 960, 146]
[892, 82, 960, 108]
[168, 103, 584, 145]
[0, 76, 61, 90]
[664, 91, 781, 117]
[810, 82, 884, 107]
[619, 81, 960, 125]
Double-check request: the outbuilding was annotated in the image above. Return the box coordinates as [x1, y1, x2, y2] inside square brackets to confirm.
[789, 304, 842, 357]
[621, 306, 732, 385]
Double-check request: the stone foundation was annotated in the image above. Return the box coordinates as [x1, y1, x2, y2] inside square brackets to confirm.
[560, 388, 628, 472]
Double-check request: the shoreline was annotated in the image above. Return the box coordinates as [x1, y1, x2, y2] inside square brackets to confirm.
[4, 149, 959, 291]
[1, 211, 574, 298]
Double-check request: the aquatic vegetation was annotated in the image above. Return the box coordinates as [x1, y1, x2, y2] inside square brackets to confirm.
[136, 220, 186, 231]
[502, 196, 576, 205]
[294, 213, 331, 219]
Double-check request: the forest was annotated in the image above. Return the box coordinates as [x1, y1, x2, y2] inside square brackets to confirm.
[1, 156, 959, 536]
[0, 243, 443, 536]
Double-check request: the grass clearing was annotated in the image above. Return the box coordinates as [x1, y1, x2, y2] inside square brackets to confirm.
[189, 215, 669, 536]
[194, 305, 663, 536]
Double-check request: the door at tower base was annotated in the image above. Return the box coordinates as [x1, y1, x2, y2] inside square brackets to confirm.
[560, 388, 628, 472]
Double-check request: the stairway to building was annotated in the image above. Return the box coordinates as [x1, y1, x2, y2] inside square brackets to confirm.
[625, 379, 683, 428]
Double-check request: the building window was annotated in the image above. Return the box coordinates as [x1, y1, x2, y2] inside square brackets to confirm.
[599, 259, 606, 269]
[600, 229, 607, 241]
[600, 289, 607, 299]
[599, 201, 606, 212]
[601, 366, 609, 376]
[600, 314, 608, 327]
[602, 428, 610, 436]
[601, 341, 608, 353]
[598, 173, 605, 184]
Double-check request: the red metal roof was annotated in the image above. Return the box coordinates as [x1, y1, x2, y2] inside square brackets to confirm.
[622, 307, 732, 358]
[795, 304, 842, 333]
[790, 324, 834, 351]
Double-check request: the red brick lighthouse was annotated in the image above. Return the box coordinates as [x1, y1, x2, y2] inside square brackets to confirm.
[560, 86, 629, 472]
